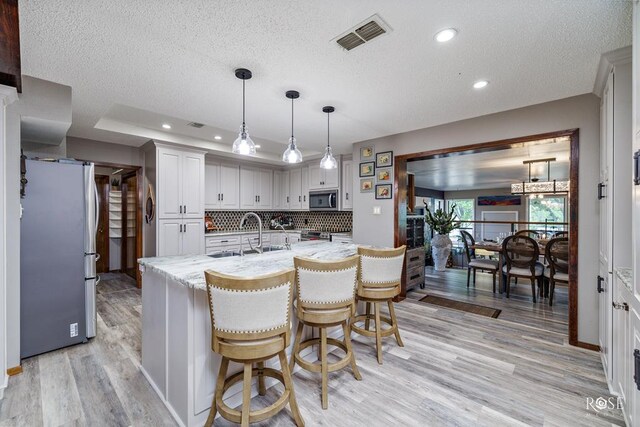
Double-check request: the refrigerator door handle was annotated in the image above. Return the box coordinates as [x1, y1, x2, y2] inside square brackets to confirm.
[95, 274, 101, 286]
[94, 182, 100, 231]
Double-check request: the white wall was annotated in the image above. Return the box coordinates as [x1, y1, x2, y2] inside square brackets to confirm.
[352, 93, 600, 345]
[66, 137, 143, 166]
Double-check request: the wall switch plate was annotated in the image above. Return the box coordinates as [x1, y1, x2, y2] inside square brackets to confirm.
[373, 206, 381, 215]
[70, 323, 78, 337]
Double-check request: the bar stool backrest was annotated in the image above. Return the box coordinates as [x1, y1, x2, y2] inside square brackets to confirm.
[294, 255, 359, 308]
[357, 246, 406, 298]
[204, 269, 295, 352]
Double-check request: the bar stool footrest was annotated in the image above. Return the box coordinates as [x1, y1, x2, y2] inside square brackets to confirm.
[351, 314, 396, 338]
[295, 337, 352, 373]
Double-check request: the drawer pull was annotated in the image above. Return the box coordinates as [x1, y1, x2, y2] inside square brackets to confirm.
[409, 256, 420, 262]
[220, 240, 228, 243]
[410, 274, 421, 280]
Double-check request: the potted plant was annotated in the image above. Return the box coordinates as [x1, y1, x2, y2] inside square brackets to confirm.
[425, 205, 460, 271]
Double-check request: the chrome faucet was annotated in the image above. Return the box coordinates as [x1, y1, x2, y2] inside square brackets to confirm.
[240, 212, 263, 254]
[275, 224, 292, 250]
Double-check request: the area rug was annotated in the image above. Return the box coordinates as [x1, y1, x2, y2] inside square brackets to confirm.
[419, 295, 501, 318]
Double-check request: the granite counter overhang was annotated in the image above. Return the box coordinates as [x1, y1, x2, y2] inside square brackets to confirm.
[138, 241, 357, 291]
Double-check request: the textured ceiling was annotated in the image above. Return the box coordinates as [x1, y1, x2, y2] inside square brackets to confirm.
[19, 0, 631, 157]
[407, 137, 570, 191]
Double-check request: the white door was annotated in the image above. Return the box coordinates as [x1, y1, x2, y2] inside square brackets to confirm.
[204, 163, 220, 209]
[272, 171, 283, 210]
[219, 164, 239, 209]
[256, 169, 273, 209]
[324, 163, 339, 188]
[342, 160, 353, 210]
[301, 167, 309, 210]
[308, 164, 322, 190]
[158, 219, 182, 256]
[182, 152, 204, 218]
[182, 219, 204, 255]
[158, 148, 182, 219]
[239, 167, 256, 209]
[290, 168, 302, 209]
[600, 73, 614, 384]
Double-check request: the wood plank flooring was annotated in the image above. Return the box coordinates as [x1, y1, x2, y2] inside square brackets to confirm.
[408, 267, 569, 335]
[1, 272, 621, 426]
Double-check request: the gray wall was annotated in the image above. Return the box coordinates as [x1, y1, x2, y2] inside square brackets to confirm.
[66, 136, 143, 166]
[352, 93, 600, 345]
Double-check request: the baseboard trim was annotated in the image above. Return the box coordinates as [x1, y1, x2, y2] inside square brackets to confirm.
[6, 366, 21, 376]
[574, 341, 600, 352]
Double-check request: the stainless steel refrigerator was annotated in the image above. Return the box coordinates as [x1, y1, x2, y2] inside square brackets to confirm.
[20, 159, 98, 358]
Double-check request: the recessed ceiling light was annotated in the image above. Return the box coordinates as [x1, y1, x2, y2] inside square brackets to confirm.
[473, 80, 489, 89]
[162, 123, 171, 129]
[214, 135, 222, 140]
[434, 28, 457, 43]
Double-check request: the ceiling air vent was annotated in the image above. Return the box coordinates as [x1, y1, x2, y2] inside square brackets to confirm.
[334, 14, 391, 51]
[187, 121, 205, 128]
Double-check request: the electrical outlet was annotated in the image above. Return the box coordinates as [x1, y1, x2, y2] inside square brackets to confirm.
[70, 323, 78, 337]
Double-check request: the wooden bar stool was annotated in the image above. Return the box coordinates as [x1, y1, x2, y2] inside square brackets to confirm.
[351, 246, 406, 364]
[204, 269, 304, 427]
[290, 255, 362, 409]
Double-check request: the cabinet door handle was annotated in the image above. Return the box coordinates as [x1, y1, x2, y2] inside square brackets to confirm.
[183, 205, 186, 213]
[346, 193, 349, 200]
[179, 224, 183, 233]
[303, 195, 306, 202]
[221, 193, 224, 201]
[299, 196, 301, 202]
[179, 205, 182, 214]
[217, 194, 220, 201]
[613, 301, 629, 311]
[597, 275, 604, 293]
[258, 195, 260, 203]
[634, 150, 640, 185]
[287, 196, 290, 203]
[598, 183, 605, 200]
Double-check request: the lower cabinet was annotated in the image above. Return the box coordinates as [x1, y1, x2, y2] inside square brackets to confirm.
[158, 219, 204, 256]
[404, 247, 425, 293]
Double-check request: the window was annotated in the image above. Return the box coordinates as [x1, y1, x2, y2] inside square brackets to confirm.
[446, 199, 474, 245]
[527, 196, 567, 232]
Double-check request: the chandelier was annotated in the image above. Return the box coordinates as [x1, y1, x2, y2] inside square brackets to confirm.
[511, 158, 569, 196]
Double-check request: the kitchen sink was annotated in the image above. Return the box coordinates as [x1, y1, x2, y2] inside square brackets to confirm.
[208, 246, 286, 259]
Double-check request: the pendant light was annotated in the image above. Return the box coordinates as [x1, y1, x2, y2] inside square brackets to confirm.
[232, 68, 256, 156]
[283, 90, 303, 163]
[320, 106, 337, 169]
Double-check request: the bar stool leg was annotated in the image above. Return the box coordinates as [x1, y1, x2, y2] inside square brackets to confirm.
[387, 300, 404, 347]
[364, 302, 371, 331]
[320, 327, 328, 409]
[278, 351, 305, 427]
[290, 322, 303, 372]
[204, 356, 229, 427]
[342, 322, 362, 380]
[241, 363, 252, 426]
[257, 361, 266, 396]
[374, 302, 383, 364]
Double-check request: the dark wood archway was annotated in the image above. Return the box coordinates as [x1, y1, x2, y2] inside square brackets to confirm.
[393, 129, 590, 350]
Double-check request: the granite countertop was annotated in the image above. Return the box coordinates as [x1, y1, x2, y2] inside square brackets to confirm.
[204, 229, 305, 237]
[138, 241, 357, 291]
[615, 267, 632, 291]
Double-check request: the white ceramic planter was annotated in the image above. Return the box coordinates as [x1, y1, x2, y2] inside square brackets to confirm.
[431, 233, 452, 271]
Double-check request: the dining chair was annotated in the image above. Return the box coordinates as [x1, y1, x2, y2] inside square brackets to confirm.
[460, 230, 499, 292]
[290, 255, 362, 409]
[351, 245, 406, 364]
[515, 229, 541, 239]
[502, 235, 544, 302]
[203, 269, 304, 427]
[544, 237, 569, 306]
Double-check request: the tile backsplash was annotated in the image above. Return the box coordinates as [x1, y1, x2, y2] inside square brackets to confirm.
[205, 210, 352, 232]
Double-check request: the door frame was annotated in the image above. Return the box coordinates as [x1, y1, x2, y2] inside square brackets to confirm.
[393, 128, 589, 350]
[79, 160, 143, 288]
[94, 174, 111, 274]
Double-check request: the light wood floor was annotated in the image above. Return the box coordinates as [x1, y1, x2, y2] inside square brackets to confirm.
[1, 272, 621, 426]
[407, 267, 569, 335]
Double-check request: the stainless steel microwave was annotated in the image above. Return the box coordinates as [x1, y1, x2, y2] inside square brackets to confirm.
[309, 190, 338, 211]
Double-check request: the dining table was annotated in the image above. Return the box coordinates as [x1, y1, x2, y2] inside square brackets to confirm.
[470, 240, 547, 293]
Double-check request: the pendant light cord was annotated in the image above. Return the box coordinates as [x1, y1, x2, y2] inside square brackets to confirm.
[242, 79, 246, 126]
[327, 112, 330, 148]
[291, 97, 294, 139]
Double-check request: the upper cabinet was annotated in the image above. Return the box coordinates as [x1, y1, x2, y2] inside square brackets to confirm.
[341, 160, 353, 210]
[157, 146, 204, 219]
[309, 162, 340, 190]
[205, 162, 240, 210]
[301, 167, 309, 210]
[273, 170, 290, 209]
[289, 168, 303, 209]
[240, 166, 273, 210]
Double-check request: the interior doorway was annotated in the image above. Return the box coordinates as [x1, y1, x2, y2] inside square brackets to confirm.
[394, 129, 585, 348]
[95, 175, 110, 274]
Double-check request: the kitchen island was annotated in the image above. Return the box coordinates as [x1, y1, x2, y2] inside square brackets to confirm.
[138, 241, 357, 427]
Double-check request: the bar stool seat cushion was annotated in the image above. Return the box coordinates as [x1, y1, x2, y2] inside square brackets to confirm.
[469, 259, 499, 269]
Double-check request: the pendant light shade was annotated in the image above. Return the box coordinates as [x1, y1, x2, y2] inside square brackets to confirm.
[283, 90, 302, 163]
[320, 106, 337, 169]
[232, 68, 256, 156]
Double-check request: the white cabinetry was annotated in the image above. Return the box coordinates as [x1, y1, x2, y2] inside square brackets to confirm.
[205, 163, 239, 210]
[301, 167, 309, 209]
[155, 145, 205, 257]
[289, 168, 302, 209]
[308, 162, 339, 190]
[341, 160, 353, 210]
[240, 167, 273, 210]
